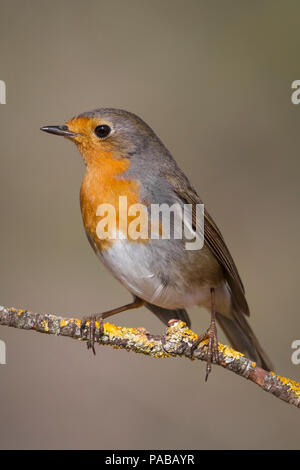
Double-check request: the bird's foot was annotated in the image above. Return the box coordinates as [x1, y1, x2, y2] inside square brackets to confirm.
[192, 322, 219, 381]
[80, 314, 104, 355]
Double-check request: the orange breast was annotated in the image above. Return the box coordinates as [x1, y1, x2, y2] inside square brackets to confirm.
[80, 151, 144, 250]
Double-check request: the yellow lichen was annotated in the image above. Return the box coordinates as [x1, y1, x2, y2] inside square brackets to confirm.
[103, 322, 137, 338]
[41, 320, 49, 332]
[218, 342, 245, 359]
[100, 322, 169, 358]
[168, 322, 199, 342]
[271, 372, 300, 398]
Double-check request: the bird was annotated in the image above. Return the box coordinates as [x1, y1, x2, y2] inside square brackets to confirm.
[41, 108, 273, 379]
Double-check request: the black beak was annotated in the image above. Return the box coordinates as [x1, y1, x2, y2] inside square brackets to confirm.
[40, 125, 79, 137]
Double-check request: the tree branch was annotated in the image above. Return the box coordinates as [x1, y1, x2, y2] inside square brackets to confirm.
[0, 305, 299, 409]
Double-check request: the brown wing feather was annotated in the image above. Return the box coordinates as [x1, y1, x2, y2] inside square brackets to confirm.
[204, 209, 249, 316]
[166, 173, 249, 316]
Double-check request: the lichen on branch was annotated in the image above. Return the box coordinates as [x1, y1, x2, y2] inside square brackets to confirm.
[0, 305, 299, 409]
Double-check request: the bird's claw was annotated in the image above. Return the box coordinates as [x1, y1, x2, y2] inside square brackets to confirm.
[191, 324, 219, 381]
[80, 314, 104, 355]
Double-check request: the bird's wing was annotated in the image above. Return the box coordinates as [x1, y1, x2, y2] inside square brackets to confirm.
[166, 173, 250, 316]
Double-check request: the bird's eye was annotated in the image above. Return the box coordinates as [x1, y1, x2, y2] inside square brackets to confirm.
[94, 124, 111, 139]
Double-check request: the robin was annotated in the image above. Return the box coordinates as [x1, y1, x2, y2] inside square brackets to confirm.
[41, 108, 273, 379]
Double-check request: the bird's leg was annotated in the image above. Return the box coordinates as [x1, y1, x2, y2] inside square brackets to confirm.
[192, 287, 219, 380]
[81, 297, 145, 354]
[205, 287, 219, 380]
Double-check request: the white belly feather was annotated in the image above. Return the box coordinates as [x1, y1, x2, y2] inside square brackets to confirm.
[98, 238, 212, 310]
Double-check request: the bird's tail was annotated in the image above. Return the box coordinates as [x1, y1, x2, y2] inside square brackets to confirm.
[144, 302, 191, 328]
[216, 309, 273, 371]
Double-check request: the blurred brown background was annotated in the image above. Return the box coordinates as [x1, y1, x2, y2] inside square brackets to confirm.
[0, 0, 300, 449]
